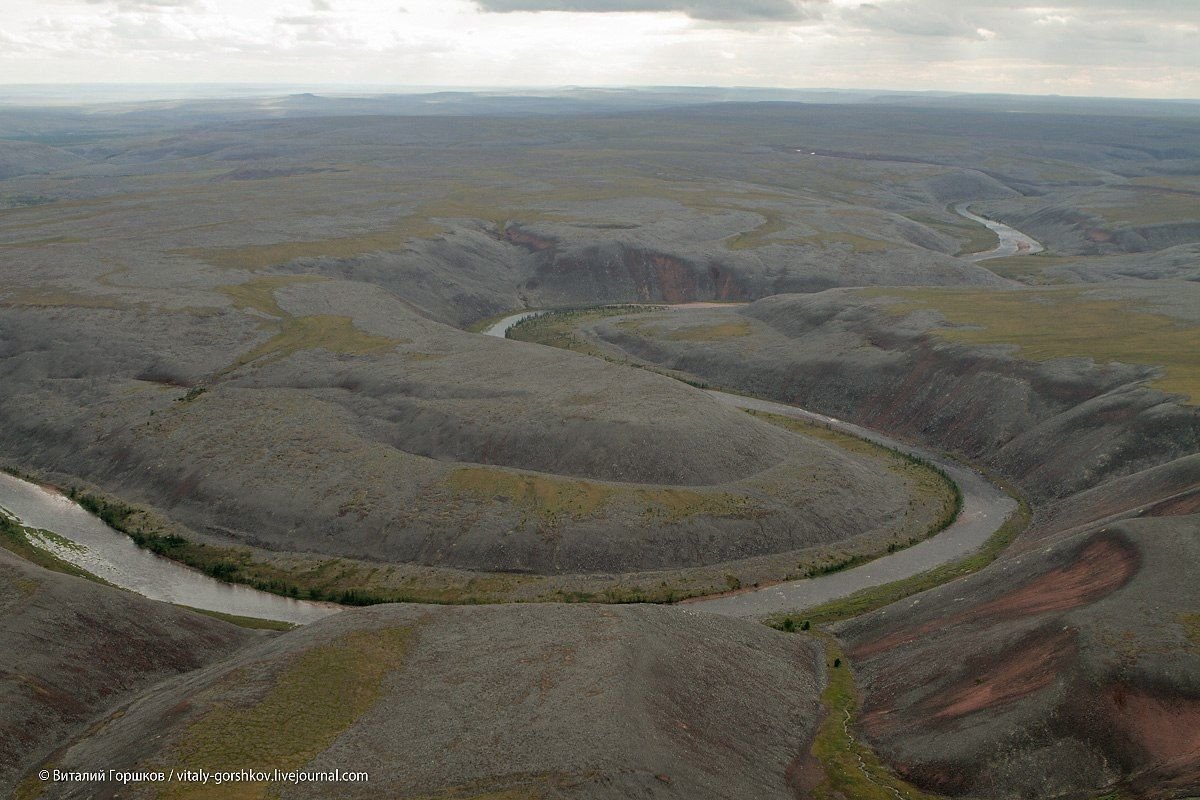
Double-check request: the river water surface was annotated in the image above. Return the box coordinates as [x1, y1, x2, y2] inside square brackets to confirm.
[0, 472, 339, 625]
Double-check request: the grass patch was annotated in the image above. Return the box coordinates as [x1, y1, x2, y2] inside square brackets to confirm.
[507, 305, 666, 359]
[214, 276, 399, 375]
[224, 314, 397, 373]
[725, 210, 789, 250]
[175, 605, 297, 631]
[907, 209, 998, 256]
[665, 320, 753, 341]
[442, 466, 759, 526]
[769, 491, 1028, 629]
[805, 633, 942, 799]
[1083, 191, 1200, 227]
[982, 253, 1075, 285]
[868, 287, 1200, 403]
[159, 628, 410, 799]
[1181, 613, 1200, 649]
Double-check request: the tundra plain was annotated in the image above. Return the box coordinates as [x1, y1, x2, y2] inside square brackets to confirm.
[1, 89, 1198, 799]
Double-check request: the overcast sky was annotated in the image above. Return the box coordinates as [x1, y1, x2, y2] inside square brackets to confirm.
[1, 0, 1197, 98]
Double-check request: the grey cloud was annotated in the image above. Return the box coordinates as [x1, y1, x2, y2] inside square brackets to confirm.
[85, 0, 194, 9]
[473, 0, 821, 22]
[840, 1, 1196, 41]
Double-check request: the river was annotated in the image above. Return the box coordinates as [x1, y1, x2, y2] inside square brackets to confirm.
[955, 202, 1044, 262]
[0, 472, 339, 625]
[486, 305, 1018, 619]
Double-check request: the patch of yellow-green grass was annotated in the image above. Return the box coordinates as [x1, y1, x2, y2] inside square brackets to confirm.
[175, 605, 297, 632]
[725, 210, 789, 250]
[508, 306, 662, 361]
[665, 320, 753, 341]
[805, 634, 943, 800]
[442, 467, 759, 526]
[445, 468, 616, 522]
[217, 274, 326, 317]
[906, 211, 998, 256]
[1084, 191, 1200, 227]
[1181, 613, 1200, 649]
[769, 492, 1028, 629]
[214, 277, 398, 374]
[868, 287, 1200, 403]
[982, 253, 1076, 285]
[223, 314, 397, 373]
[158, 628, 410, 800]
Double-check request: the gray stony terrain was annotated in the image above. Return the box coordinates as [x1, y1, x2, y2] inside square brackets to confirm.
[2, 91, 1199, 799]
[38, 602, 825, 800]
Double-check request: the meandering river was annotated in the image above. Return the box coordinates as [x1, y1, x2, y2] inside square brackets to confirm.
[488, 306, 1018, 619]
[0, 472, 338, 625]
[1, 210, 1038, 624]
[955, 202, 1044, 262]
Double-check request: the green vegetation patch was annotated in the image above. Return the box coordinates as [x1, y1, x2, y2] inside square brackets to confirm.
[907, 209, 998, 256]
[981, 253, 1075, 285]
[215, 276, 398, 375]
[442, 466, 759, 526]
[1181, 613, 1200, 649]
[1, 287, 129, 310]
[868, 287, 1200, 403]
[175, 606, 297, 632]
[507, 305, 666, 360]
[159, 627, 410, 799]
[665, 320, 753, 341]
[806, 634, 942, 800]
[724, 210, 789, 250]
[1083, 191, 1200, 227]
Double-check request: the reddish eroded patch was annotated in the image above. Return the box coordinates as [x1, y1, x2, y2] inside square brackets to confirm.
[648, 254, 696, 304]
[1107, 686, 1200, 786]
[502, 226, 556, 253]
[1087, 227, 1114, 243]
[923, 628, 1076, 721]
[850, 534, 1139, 660]
[1144, 487, 1200, 517]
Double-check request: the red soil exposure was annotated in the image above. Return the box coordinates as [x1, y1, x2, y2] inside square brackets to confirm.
[502, 227, 556, 253]
[925, 628, 1076, 721]
[647, 254, 696, 304]
[1144, 487, 1200, 518]
[1107, 686, 1200, 787]
[850, 534, 1139, 661]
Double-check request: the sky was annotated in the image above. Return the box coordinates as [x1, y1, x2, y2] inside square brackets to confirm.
[1, 0, 1197, 99]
